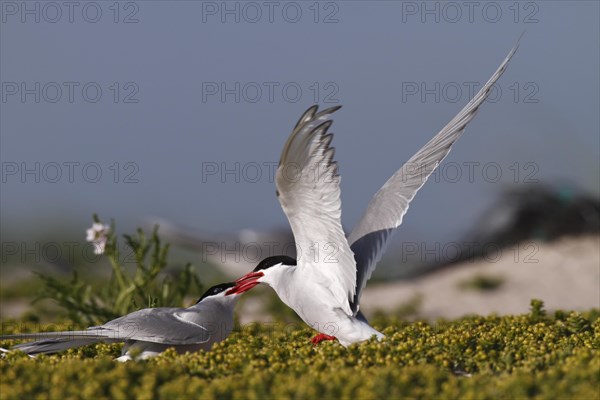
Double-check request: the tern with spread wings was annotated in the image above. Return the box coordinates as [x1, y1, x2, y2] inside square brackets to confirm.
[230, 41, 520, 346]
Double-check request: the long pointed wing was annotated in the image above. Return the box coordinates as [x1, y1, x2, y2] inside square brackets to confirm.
[0, 330, 110, 341]
[9, 338, 108, 355]
[0, 308, 212, 347]
[276, 105, 356, 314]
[100, 308, 211, 345]
[0, 329, 122, 356]
[347, 40, 521, 313]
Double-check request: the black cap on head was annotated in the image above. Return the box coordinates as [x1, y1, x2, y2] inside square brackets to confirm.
[195, 282, 236, 303]
[253, 255, 296, 272]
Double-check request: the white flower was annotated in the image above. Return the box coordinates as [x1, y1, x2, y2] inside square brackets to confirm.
[86, 222, 110, 255]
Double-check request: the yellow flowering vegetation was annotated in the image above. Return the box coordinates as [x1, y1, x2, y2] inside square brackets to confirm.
[1, 302, 598, 399]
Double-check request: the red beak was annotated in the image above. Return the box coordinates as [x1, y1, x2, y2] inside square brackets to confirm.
[226, 271, 264, 295]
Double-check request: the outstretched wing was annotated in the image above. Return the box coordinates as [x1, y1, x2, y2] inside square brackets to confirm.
[347, 39, 521, 314]
[276, 105, 356, 314]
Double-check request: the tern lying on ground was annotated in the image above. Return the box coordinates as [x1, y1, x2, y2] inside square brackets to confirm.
[0, 283, 239, 361]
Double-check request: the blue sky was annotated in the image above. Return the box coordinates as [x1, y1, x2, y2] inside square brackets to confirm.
[1, 1, 598, 254]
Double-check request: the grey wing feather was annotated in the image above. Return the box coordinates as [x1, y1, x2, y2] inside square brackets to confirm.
[0, 330, 115, 341]
[0, 307, 212, 355]
[100, 307, 212, 345]
[0, 329, 121, 355]
[347, 39, 521, 313]
[11, 338, 111, 355]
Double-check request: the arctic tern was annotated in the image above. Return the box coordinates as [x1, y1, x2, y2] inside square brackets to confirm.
[230, 41, 520, 346]
[0, 282, 240, 361]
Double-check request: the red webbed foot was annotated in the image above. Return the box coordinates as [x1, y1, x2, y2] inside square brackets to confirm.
[310, 333, 337, 345]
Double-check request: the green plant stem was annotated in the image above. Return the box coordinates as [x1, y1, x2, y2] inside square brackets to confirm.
[108, 254, 128, 293]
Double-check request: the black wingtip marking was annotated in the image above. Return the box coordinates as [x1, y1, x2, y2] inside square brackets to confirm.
[293, 105, 319, 132]
[314, 105, 342, 119]
[291, 104, 341, 140]
[314, 119, 334, 135]
[325, 146, 336, 162]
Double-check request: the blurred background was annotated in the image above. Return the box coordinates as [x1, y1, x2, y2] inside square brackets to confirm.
[1, 1, 598, 322]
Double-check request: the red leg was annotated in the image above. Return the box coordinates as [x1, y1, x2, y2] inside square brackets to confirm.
[310, 333, 337, 345]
